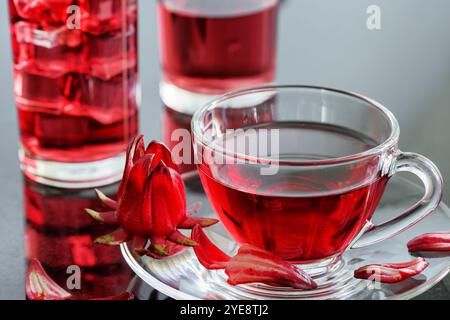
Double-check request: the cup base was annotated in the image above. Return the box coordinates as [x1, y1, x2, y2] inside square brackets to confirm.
[19, 149, 125, 189]
[211, 254, 368, 299]
[294, 254, 343, 277]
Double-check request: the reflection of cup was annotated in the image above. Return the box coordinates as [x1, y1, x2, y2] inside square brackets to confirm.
[159, 81, 222, 174]
[193, 86, 443, 268]
[162, 105, 196, 174]
[23, 177, 133, 300]
[157, 0, 279, 94]
[162, 91, 276, 173]
[8, 0, 139, 188]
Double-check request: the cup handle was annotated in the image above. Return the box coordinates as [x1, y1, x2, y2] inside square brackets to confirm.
[351, 152, 444, 249]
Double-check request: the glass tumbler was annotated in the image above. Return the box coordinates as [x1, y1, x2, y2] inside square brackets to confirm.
[157, 0, 279, 114]
[8, 0, 139, 188]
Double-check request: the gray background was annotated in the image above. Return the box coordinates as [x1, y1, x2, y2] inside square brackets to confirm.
[0, 0, 449, 299]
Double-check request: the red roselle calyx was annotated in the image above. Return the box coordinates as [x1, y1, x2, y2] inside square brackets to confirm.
[354, 258, 429, 283]
[407, 232, 450, 252]
[26, 259, 134, 300]
[191, 226, 317, 290]
[85, 136, 218, 258]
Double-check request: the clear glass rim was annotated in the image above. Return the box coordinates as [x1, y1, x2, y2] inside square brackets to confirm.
[191, 85, 401, 166]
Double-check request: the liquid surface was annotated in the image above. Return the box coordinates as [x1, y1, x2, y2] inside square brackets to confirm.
[161, 0, 279, 17]
[220, 121, 378, 162]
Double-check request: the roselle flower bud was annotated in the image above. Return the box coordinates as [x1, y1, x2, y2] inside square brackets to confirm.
[407, 232, 450, 252]
[191, 226, 317, 290]
[86, 135, 218, 258]
[354, 258, 429, 283]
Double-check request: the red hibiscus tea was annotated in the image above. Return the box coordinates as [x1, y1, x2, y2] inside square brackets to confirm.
[197, 122, 389, 263]
[8, 0, 139, 187]
[157, 0, 278, 94]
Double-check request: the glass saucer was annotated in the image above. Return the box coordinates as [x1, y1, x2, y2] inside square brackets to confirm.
[121, 173, 450, 300]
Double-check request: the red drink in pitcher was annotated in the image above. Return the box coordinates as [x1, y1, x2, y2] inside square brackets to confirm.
[158, 0, 278, 94]
[8, 0, 139, 187]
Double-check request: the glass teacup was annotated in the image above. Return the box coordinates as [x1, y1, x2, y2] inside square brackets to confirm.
[192, 86, 443, 270]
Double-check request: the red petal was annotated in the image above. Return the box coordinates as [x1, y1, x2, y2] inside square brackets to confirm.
[146, 240, 188, 259]
[179, 216, 219, 229]
[26, 259, 72, 300]
[146, 140, 179, 172]
[191, 225, 231, 270]
[191, 228, 316, 289]
[407, 232, 450, 252]
[94, 228, 130, 246]
[91, 292, 134, 300]
[95, 189, 118, 210]
[118, 155, 154, 236]
[354, 258, 429, 283]
[147, 161, 187, 237]
[118, 135, 146, 198]
[168, 230, 198, 246]
[85, 209, 118, 225]
[225, 245, 317, 290]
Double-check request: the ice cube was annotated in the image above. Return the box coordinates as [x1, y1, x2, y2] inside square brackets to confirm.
[88, 111, 138, 145]
[13, 0, 73, 26]
[86, 24, 137, 80]
[33, 112, 90, 148]
[79, 0, 137, 35]
[14, 68, 79, 111]
[77, 70, 138, 125]
[13, 21, 85, 76]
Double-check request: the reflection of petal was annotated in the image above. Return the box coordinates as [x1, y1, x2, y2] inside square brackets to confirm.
[411, 251, 450, 259]
[26, 259, 72, 300]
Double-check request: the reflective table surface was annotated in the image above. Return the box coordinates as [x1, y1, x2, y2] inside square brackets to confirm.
[1, 0, 450, 300]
